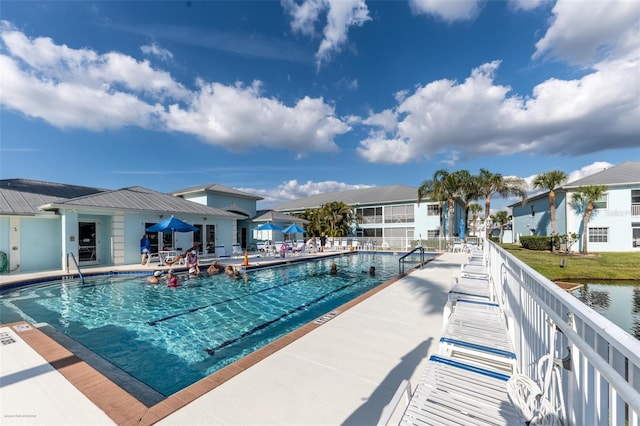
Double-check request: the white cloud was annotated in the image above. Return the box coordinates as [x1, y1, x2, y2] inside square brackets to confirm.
[240, 179, 373, 207]
[0, 22, 350, 152]
[140, 42, 173, 61]
[282, 0, 371, 68]
[408, 0, 481, 22]
[163, 80, 349, 152]
[566, 162, 613, 184]
[507, 0, 550, 12]
[358, 51, 640, 163]
[533, 0, 640, 65]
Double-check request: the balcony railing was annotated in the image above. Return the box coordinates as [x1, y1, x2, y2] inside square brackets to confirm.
[487, 241, 640, 424]
[632, 203, 640, 216]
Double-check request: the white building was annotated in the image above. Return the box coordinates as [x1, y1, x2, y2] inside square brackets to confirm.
[510, 162, 640, 252]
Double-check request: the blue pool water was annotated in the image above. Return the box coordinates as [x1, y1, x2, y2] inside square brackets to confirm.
[0, 253, 428, 397]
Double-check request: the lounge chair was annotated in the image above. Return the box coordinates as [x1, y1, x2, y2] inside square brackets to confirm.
[292, 241, 306, 255]
[231, 243, 243, 257]
[440, 299, 517, 374]
[378, 355, 526, 425]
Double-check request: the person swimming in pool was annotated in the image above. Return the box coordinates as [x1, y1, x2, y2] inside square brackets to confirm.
[207, 260, 222, 275]
[167, 269, 180, 287]
[147, 270, 163, 284]
[330, 263, 338, 275]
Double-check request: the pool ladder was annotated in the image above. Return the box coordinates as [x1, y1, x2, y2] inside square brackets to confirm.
[66, 252, 85, 284]
[398, 246, 426, 274]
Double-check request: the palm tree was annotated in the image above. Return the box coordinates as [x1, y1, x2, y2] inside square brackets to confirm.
[469, 203, 482, 236]
[532, 170, 568, 239]
[572, 185, 608, 254]
[321, 201, 354, 237]
[455, 170, 480, 240]
[490, 210, 510, 243]
[418, 169, 460, 239]
[418, 173, 446, 238]
[477, 169, 527, 235]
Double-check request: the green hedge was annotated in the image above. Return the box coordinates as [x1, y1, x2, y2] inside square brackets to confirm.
[520, 235, 553, 251]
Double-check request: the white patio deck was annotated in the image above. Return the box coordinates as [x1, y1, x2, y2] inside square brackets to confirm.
[0, 252, 470, 425]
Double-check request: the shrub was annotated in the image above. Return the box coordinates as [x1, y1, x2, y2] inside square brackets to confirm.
[520, 235, 553, 251]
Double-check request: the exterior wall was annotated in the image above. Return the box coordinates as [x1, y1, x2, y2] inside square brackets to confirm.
[1, 216, 61, 273]
[512, 196, 554, 241]
[568, 186, 640, 252]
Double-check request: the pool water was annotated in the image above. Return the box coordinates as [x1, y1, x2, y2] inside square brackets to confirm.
[0, 253, 426, 397]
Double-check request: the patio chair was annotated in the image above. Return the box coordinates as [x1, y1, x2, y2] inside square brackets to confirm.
[231, 243, 243, 257]
[440, 299, 517, 374]
[292, 241, 306, 255]
[378, 355, 526, 425]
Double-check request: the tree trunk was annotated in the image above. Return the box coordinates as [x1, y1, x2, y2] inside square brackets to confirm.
[582, 205, 593, 254]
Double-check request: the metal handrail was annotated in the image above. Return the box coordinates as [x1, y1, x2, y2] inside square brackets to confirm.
[66, 252, 84, 284]
[398, 246, 425, 274]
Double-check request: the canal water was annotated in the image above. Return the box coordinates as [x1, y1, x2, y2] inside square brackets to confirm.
[571, 281, 640, 340]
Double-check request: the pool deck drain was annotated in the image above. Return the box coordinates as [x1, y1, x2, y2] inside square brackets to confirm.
[314, 310, 340, 324]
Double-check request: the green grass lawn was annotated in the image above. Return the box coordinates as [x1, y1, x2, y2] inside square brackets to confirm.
[500, 244, 640, 281]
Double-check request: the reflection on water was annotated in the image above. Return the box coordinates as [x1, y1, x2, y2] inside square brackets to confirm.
[573, 281, 640, 340]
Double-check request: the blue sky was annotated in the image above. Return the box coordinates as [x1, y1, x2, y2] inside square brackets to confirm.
[1, 0, 638, 211]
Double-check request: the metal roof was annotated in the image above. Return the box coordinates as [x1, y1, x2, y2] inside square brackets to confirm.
[564, 161, 640, 188]
[508, 161, 640, 207]
[270, 185, 419, 211]
[172, 183, 263, 200]
[252, 210, 308, 223]
[41, 186, 243, 218]
[0, 178, 105, 215]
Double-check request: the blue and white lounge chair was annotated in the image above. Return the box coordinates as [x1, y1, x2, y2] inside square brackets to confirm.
[378, 355, 526, 425]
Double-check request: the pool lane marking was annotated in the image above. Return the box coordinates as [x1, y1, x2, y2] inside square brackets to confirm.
[203, 278, 364, 356]
[146, 279, 304, 326]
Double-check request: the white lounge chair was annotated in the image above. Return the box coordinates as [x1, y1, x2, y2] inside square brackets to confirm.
[378, 355, 526, 425]
[231, 243, 243, 257]
[292, 241, 306, 255]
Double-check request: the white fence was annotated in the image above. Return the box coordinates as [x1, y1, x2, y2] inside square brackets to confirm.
[487, 241, 640, 425]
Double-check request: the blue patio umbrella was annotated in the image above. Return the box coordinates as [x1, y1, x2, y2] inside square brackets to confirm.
[146, 216, 198, 233]
[459, 219, 466, 240]
[255, 222, 283, 231]
[282, 223, 306, 234]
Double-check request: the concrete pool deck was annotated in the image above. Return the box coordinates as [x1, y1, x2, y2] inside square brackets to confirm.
[0, 251, 470, 425]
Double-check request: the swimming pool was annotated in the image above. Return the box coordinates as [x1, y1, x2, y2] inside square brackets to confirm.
[0, 253, 430, 398]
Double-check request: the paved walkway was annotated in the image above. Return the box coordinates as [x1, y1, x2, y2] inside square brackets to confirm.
[0, 252, 470, 425]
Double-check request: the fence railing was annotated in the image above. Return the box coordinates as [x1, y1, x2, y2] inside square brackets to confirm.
[487, 241, 640, 425]
[348, 236, 483, 252]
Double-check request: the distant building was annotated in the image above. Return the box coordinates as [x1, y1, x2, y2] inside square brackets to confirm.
[0, 179, 242, 273]
[270, 184, 465, 249]
[510, 162, 640, 252]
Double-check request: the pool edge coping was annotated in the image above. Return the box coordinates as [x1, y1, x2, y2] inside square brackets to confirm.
[2, 255, 438, 425]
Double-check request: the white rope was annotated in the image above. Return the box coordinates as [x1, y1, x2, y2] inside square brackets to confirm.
[507, 320, 567, 425]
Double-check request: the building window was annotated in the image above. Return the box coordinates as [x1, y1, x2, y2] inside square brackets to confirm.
[593, 194, 608, 209]
[362, 228, 382, 237]
[384, 205, 415, 223]
[427, 229, 440, 238]
[589, 227, 608, 243]
[426, 204, 440, 216]
[356, 207, 382, 224]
